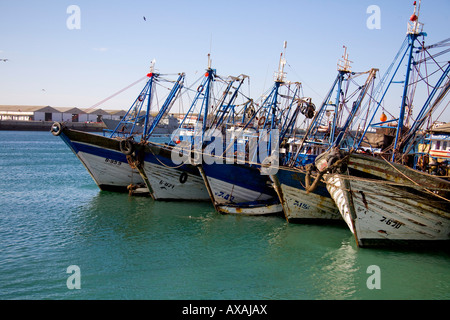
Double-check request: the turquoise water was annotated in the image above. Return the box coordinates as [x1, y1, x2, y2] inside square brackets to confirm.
[0, 130, 449, 300]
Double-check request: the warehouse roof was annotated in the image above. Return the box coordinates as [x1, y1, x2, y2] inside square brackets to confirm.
[0, 105, 59, 113]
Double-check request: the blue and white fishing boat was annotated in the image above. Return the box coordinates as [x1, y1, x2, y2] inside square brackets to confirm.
[51, 61, 185, 195]
[199, 42, 309, 215]
[320, 1, 450, 247]
[271, 48, 378, 222]
[132, 56, 250, 201]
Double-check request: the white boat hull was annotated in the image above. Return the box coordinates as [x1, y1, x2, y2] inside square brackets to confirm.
[77, 148, 145, 191]
[272, 178, 341, 221]
[138, 143, 210, 201]
[199, 163, 282, 215]
[57, 126, 147, 193]
[324, 153, 450, 247]
[204, 175, 273, 205]
[142, 160, 210, 201]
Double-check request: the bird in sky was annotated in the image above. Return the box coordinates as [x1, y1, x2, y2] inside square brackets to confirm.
[0, 59, 8, 62]
[143, 16, 146, 21]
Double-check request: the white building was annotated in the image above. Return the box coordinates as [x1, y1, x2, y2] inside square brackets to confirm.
[53, 107, 86, 122]
[81, 108, 110, 123]
[103, 109, 127, 120]
[428, 123, 450, 160]
[0, 105, 148, 124]
[0, 105, 59, 121]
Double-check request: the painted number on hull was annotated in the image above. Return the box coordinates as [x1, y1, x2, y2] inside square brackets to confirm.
[293, 200, 310, 210]
[380, 216, 403, 229]
[215, 191, 235, 202]
[105, 158, 122, 166]
[159, 180, 175, 190]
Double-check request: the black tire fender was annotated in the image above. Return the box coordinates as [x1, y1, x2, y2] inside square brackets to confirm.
[179, 172, 188, 184]
[51, 122, 62, 136]
[120, 139, 134, 155]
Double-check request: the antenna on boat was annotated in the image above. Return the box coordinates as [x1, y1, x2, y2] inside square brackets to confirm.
[207, 53, 212, 70]
[147, 59, 156, 77]
[407, 0, 423, 35]
[337, 45, 352, 72]
[275, 41, 287, 82]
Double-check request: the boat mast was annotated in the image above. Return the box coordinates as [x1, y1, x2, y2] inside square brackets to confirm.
[176, 54, 215, 145]
[287, 46, 352, 166]
[109, 60, 157, 139]
[392, 0, 423, 161]
[201, 54, 214, 142]
[268, 41, 288, 153]
[330, 46, 352, 145]
[144, 72, 185, 140]
[143, 59, 157, 137]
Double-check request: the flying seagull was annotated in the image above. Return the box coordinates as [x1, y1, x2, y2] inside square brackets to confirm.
[0, 59, 8, 62]
[143, 16, 146, 21]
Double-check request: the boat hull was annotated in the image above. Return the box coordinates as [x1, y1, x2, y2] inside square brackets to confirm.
[199, 162, 282, 215]
[271, 168, 341, 221]
[325, 153, 450, 247]
[216, 203, 283, 215]
[140, 143, 210, 201]
[56, 125, 147, 193]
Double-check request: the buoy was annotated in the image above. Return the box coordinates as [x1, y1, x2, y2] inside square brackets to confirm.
[380, 112, 387, 122]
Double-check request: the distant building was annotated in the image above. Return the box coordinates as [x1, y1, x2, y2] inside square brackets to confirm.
[428, 123, 450, 160]
[0, 105, 59, 121]
[82, 109, 110, 123]
[0, 105, 130, 123]
[53, 107, 86, 123]
[103, 109, 127, 121]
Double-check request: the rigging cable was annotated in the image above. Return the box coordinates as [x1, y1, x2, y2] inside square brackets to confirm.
[84, 76, 148, 114]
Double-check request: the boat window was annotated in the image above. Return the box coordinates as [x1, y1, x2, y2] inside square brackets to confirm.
[436, 140, 441, 150]
[443, 141, 448, 151]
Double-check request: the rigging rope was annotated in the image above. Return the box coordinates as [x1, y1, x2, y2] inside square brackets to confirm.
[84, 76, 148, 114]
[379, 155, 450, 203]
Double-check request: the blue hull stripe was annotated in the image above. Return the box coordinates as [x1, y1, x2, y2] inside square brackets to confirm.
[276, 168, 330, 198]
[202, 163, 276, 196]
[60, 133, 128, 163]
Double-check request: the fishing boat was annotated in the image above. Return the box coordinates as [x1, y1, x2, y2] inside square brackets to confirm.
[319, 2, 450, 247]
[130, 55, 250, 201]
[199, 42, 309, 215]
[271, 48, 378, 222]
[51, 61, 185, 195]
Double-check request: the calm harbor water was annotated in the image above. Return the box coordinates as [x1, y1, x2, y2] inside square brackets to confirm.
[0, 130, 449, 300]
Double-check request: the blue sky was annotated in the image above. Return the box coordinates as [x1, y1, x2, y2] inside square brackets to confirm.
[0, 0, 449, 122]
